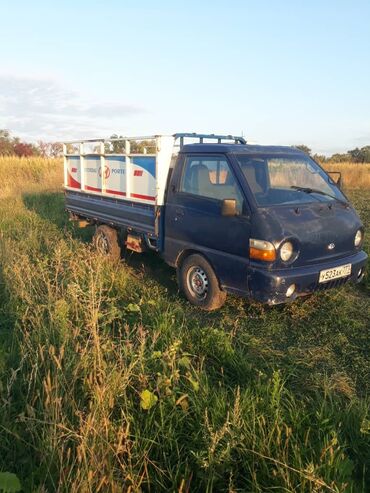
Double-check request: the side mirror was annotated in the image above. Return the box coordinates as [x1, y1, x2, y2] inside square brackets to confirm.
[328, 171, 343, 189]
[221, 198, 238, 217]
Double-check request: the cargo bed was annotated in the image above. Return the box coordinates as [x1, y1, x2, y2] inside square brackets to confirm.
[63, 135, 178, 246]
[65, 190, 156, 233]
[63, 133, 247, 248]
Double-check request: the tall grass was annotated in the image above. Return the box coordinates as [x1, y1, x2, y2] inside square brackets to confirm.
[0, 156, 62, 198]
[0, 157, 369, 492]
[322, 162, 370, 189]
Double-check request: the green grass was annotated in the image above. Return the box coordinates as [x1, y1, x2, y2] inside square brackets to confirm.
[0, 160, 369, 492]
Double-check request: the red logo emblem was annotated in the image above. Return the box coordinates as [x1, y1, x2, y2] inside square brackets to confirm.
[134, 169, 143, 177]
[99, 165, 111, 179]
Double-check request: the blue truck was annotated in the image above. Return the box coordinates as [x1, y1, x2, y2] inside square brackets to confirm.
[64, 133, 367, 310]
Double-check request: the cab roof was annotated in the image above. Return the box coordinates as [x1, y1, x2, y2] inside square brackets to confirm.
[180, 143, 305, 155]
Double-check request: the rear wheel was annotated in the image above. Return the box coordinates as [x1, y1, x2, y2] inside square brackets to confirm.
[179, 254, 227, 310]
[93, 225, 121, 260]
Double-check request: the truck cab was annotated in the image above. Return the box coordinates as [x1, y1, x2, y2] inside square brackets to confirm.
[163, 142, 367, 308]
[64, 134, 367, 310]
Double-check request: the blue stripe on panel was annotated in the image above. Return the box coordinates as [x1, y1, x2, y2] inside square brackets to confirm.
[131, 157, 156, 178]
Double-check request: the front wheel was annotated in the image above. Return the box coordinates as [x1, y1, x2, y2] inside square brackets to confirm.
[179, 254, 227, 311]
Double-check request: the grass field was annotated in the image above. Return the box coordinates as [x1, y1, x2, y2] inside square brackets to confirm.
[322, 162, 370, 190]
[0, 157, 369, 492]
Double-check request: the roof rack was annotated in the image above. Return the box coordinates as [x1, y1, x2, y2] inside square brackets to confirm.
[62, 133, 247, 147]
[174, 133, 246, 147]
[63, 135, 160, 145]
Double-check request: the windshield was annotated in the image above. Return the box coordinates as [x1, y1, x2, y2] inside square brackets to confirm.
[235, 153, 347, 206]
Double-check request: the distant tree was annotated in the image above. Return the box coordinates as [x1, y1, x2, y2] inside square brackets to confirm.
[107, 134, 155, 154]
[106, 134, 124, 153]
[348, 146, 370, 163]
[0, 129, 14, 155]
[0, 129, 41, 157]
[360, 145, 370, 161]
[37, 140, 49, 157]
[49, 142, 63, 158]
[0, 129, 10, 139]
[294, 144, 311, 156]
[13, 142, 37, 157]
[348, 148, 362, 162]
[36, 140, 63, 157]
[329, 153, 352, 163]
[132, 139, 156, 154]
[312, 153, 327, 164]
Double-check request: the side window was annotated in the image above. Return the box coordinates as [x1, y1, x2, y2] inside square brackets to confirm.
[180, 155, 244, 212]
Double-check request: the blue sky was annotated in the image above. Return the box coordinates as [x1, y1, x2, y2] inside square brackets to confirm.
[1, 0, 369, 154]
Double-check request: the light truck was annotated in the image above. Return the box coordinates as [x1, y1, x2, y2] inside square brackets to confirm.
[63, 133, 367, 310]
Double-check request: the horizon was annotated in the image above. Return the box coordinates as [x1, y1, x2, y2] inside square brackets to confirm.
[1, 0, 370, 156]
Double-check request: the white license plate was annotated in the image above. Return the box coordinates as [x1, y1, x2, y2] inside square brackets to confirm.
[319, 263, 351, 283]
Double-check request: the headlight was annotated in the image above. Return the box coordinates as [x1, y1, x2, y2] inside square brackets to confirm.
[249, 238, 276, 262]
[280, 241, 294, 262]
[354, 229, 363, 247]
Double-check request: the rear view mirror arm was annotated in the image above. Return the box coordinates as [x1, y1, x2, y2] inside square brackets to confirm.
[327, 171, 342, 189]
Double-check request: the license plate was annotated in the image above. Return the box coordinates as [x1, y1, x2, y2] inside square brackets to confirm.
[319, 263, 351, 283]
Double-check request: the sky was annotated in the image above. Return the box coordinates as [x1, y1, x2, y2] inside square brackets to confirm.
[1, 0, 370, 155]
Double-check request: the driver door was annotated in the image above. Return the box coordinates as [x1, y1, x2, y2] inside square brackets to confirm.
[164, 153, 251, 291]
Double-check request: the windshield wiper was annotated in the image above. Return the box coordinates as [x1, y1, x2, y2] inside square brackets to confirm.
[290, 186, 349, 207]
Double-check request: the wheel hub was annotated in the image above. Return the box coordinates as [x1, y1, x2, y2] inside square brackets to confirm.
[187, 267, 209, 299]
[97, 234, 109, 254]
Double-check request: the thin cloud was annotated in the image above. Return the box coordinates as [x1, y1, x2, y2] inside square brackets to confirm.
[353, 134, 370, 147]
[0, 75, 146, 141]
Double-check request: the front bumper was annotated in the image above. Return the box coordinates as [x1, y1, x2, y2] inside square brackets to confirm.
[248, 250, 367, 305]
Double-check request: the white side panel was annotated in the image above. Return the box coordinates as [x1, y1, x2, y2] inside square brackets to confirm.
[83, 156, 102, 192]
[65, 156, 81, 189]
[63, 135, 176, 206]
[105, 156, 127, 198]
[130, 156, 157, 202]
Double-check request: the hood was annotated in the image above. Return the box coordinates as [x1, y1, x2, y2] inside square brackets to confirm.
[252, 201, 363, 268]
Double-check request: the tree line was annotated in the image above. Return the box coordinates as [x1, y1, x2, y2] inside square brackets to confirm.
[0, 130, 154, 157]
[0, 130, 62, 157]
[294, 144, 370, 163]
[1, 129, 369, 163]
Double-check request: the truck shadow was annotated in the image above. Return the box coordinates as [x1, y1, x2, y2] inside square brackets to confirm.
[123, 249, 179, 293]
[22, 191, 93, 242]
[23, 191, 69, 230]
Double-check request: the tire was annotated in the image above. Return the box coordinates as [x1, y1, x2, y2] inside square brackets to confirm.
[93, 225, 121, 261]
[178, 254, 227, 311]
